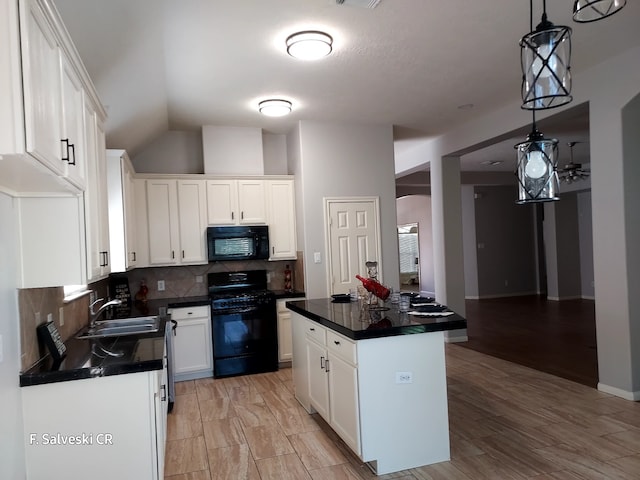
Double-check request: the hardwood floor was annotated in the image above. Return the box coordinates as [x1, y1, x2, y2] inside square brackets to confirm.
[462, 296, 598, 387]
[164, 344, 640, 479]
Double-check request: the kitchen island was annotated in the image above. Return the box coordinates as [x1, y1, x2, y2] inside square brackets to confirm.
[286, 298, 466, 475]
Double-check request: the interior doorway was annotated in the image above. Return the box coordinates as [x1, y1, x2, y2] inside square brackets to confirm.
[397, 223, 420, 292]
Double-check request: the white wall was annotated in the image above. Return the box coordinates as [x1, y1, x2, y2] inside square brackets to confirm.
[461, 186, 478, 298]
[292, 120, 399, 299]
[577, 191, 594, 299]
[0, 193, 26, 479]
[262, 133, 288, 175]
[396, 195, 434, 295]
[132, 130, 203, 173]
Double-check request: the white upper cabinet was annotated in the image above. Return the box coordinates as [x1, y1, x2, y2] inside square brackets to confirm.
[19, 0, 63, 173]
[206, 179, 266, 225]
[107, 150, 138, 272]
[84, 99, 110, 281]
[146, 178, 207, 266]
[58, 49, 86, 189]
[0, 0, 104, 195]
[266, 179, 297, 260]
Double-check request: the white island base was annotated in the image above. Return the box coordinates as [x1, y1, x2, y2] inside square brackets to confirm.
[291, 311, 450, 475]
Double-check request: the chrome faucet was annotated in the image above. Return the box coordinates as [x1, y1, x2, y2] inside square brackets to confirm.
[89, 298, 123, 328]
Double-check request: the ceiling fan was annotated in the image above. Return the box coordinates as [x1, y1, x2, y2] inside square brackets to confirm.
[558, 141, 590, 184]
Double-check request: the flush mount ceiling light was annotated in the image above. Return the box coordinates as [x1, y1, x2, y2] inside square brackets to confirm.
[514, 112, 560, 204]
[573, 0, 626, 23]
[520, 0, 572, 110]
[258, 99, 292, 117]
[286, 31, 333, 60]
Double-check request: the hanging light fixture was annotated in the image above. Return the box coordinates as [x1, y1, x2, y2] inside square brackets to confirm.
[258, 99, 292, 117]
[286, 31, 333, 60]
[573, 0, 626, 23]
[514, 112, 560, 204]
[520, 0, 572, 110]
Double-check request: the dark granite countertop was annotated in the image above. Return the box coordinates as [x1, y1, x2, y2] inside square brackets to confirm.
[20, 296, 212, 388]
[271, 290, 306, 299]
[285, 298, 467, 340]
[20, 318, 168, 387]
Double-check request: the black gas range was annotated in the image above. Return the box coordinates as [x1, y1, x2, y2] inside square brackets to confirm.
[208, 270, 278, 378]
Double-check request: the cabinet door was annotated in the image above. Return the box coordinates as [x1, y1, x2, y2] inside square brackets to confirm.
[237, 180, 266, 224]
[84, 100, 103, 280]
[306, 339, 330, 420]
[123, 164, 137, 268]
[147, 180, 179, 265]
[174, 316, 213, 376]
[20, 0, 62, 172]
[177, 180, 207, 263]
[266, 180, 297, 260]
[328, 353, 360, 455]
[277, 310, 293, 362]
[95, 116, 111, 275]
[206, 180, 237, 225]
[154, 359, 168, 479]
[59, 50, 86, 189]
[291, 312, 311, 411]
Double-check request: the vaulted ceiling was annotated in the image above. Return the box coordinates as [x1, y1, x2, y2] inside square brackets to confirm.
[54, 0, 640, 172]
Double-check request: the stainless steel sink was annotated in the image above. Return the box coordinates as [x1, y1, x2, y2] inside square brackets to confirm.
[76, 316, 160, 339]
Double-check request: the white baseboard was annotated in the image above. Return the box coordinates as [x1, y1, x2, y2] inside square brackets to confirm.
[465, 291, 538, 300]
[597, 383, 640, 401]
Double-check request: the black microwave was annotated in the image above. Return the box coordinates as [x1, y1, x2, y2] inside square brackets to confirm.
[207, 226, 270, 262]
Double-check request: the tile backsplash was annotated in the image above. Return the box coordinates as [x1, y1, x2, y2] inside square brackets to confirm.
[18, 278, 109, 371]
[125, 256, 304, 300]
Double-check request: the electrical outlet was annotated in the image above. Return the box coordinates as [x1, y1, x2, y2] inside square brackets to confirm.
[395, 371, 413, 384]
[157, 280, 165, 291]
[0, 334, 3, 363]
[59, 307, 65, 326]
[314, 252, 322, 264]
[47, 313, 53, 323]
[35, 312, 41, 325]
[195, 275, 203, 283]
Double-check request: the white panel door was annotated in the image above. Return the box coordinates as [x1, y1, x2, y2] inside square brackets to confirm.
[327, 198, 380, 295]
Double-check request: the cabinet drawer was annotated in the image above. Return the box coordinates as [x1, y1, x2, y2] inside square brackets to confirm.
[327, 330, 356, 365]
[304, 319, 326, 345]
[169, 305, 210, 320]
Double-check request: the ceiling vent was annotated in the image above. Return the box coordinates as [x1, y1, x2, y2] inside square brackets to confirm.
[336, 0, 382, 8]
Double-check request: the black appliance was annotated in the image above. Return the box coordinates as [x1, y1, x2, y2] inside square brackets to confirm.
[207, 225, 269, 262]
[208, 270, 277, 378]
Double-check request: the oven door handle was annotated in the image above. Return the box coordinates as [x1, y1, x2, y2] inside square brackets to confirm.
[213, 306, 262, 315]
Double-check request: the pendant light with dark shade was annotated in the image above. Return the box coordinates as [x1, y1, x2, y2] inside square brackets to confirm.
[514, 111, 560, 204]
[573, 0, 627, 23]
[520, 0, 572, 110]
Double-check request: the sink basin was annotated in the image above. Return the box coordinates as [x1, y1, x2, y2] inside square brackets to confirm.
[76, 316, 160, 340]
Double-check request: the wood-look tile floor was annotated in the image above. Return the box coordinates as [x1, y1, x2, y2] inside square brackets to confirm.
[165, 345, 640, 479]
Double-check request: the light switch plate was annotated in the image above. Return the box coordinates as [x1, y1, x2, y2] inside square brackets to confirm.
[0, 334, 3, 363]
[158, 280, 165, 291]
[314, 252, 321, 264]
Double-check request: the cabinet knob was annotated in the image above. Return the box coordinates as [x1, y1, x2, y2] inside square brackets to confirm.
[334, 340, 340, 345]
[310, 328, 315, 331]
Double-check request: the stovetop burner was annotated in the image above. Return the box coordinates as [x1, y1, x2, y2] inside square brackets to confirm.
[208, 270, 274, 311]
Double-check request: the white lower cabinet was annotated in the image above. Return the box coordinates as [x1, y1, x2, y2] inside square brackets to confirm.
[169, 305, 213, 380]
[302, 318, 361, 455]
[22, 366, 169, 479]
[276, 298, 298, 362]
[290, 311, 451, 475]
